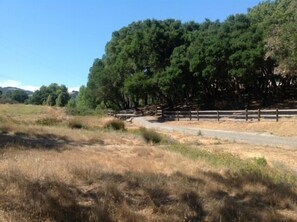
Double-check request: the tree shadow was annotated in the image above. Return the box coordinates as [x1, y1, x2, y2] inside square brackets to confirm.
[0, 131, 68, 151]
[202, 171, 297, 222]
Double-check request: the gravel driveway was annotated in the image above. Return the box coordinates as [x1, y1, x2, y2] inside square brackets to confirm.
[132, 117, 297, 149]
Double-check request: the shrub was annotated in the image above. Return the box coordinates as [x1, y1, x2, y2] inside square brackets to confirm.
[66, 102, 108, 116]
[255, 157, 268, 166]
[140, 127, 162, 144]
[104, 119, 125, 131]
[68, 119, 84, 129]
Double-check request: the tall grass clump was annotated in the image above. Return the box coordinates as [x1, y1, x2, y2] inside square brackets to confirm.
[67, 119, 84, 129]
[104, 119, 125, 131]
[140, 127, 162, 144]
[255, 157, 268, 166]
[35, 117, 62, 126]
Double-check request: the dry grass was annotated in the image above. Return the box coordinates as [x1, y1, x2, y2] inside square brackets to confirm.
[166, 118, 297, 137]
[1, 145, 296, 222]
[0, 104, 297, 221]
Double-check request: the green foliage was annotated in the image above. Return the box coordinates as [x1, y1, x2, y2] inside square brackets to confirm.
[46, 94, 55, 106]
[67, 98, 76, 109]
[0, 89, 30, 104]
[140, 127, 162, 144]
[255, 157, 268, 166]
[66, 90, 108, 116]
[85, 19, 195, 110]
[56, 92, 69, 107]
[11, 90, 29, 103]
[249, 0, 297, 76]
[66, 106, 107, 116]
[29, 83, 70, 107]
[83, 0, 296, 110]
[104, 119, 125, 131]
[163, 144, 297, 186]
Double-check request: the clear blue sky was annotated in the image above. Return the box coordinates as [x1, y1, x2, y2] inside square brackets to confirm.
[0, 0, 263, 91]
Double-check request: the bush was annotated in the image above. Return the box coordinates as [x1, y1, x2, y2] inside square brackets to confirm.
[104, 119, 125, 131]
[255, 157, 268, 166]
[68, 119, 84, 129]
[140, 127, 162, 144]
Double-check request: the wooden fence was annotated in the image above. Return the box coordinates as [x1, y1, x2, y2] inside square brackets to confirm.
[157, 109, 297, 122]
[111, 109, 142, 119]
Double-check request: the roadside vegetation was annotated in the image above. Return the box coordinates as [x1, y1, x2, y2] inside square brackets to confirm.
[0, 104, 297, 221]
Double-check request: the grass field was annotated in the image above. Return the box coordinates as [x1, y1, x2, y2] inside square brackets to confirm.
[0, 104, 297, 221]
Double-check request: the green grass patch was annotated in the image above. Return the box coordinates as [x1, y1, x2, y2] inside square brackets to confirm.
[161, 144, 297, 187]
[65, 106, 108, 116]
[254, 157, 268, 166]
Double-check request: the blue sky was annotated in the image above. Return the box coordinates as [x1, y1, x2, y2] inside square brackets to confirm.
[0, 0, 263, 91]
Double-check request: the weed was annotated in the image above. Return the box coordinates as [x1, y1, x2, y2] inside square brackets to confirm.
[70, 164, 101, 184]
[255, 157, 268, 166]
[140, 127, 162, 144]
[104, 119, 125, 131]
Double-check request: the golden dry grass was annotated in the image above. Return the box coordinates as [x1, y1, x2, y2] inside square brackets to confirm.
[166, 118, 297, 137]
[0, 104, 297, 221]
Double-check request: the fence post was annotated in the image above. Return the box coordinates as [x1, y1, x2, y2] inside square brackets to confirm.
[197, 108, 199, 121]
[177, 111, 179, 121]
[217, 110, 220, 121]
[276, 108, 279, 122]
[258, 109, 261, 122]
[161, 110, 164, 118]
[245, 108, 248, 121]
[189, 110, 192, 121]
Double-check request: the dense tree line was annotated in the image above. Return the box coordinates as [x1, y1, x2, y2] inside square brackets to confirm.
[0, 89, 29, 104]
[84, 0, 296, 110]
[29, 83, 70, 107]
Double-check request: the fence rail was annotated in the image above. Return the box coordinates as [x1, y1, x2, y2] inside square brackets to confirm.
[111, 110, 142, 119]
[158, 108, 297, 122]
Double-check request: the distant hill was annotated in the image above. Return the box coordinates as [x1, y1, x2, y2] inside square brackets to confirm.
[0, 87, 33, 96]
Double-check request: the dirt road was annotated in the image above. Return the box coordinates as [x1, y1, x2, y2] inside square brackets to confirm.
[132, 117, 297, 149]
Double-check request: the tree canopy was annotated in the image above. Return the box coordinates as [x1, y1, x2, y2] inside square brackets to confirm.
[83, 0, 297, 110]
[29, 83, 70, 107]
